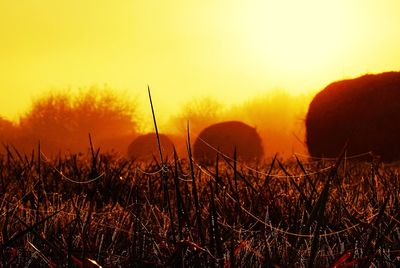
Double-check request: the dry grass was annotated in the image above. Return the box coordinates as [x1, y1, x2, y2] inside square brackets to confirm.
[0, 143, 400, 267]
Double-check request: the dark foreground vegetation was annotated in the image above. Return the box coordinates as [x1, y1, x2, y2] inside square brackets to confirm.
[1, 144, 400, 267]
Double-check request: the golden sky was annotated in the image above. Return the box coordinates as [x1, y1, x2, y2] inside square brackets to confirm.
[1, 0, 399, 122]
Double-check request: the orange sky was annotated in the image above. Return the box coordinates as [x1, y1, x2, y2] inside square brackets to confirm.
[1, 0, 399, 123]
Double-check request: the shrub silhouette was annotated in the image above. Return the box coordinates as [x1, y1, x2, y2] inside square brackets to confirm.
[226, 91, 309, 157]
[193, 121, 263, 165]
[18, 87, 137, 154]
[0, 117, 16, 139]
[127, 133, 174, 162]
[170, 97, 222, 136]
[306, 71, 400, 162]
[0, 117, 18, 152]
[169, 93, 309, 158]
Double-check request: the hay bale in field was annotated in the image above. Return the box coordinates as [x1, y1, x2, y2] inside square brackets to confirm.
[193, 121, 264, 165]
[127, 133, 174, 161]
[306, 71, 400, 162]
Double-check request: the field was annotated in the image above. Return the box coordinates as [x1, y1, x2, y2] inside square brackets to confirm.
[1, 143, 400, 267]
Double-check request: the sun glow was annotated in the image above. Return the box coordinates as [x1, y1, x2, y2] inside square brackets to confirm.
[0, 0, 399, 120]
[225, 1, 349, 71]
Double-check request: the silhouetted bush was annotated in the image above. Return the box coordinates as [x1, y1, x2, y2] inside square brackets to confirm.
[193, 121, 263, 165]
[169, 93, 309, 158]
[226, 90, 310, 158]
[170, 97, 223, 136]
[17, 86, 137, 154]
[306, 72, 400, 161]
[0, 117, 18, 151]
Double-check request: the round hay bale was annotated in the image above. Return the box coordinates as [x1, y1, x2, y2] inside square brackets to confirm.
[127, 133, 174, 161]
[193, 121, 263, 165]
[306, 71, 400, 162]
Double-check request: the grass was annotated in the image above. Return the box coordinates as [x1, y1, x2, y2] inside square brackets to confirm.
[0, 143, 400, 267]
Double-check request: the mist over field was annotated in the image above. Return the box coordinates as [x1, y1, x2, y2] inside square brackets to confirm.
[0, 87, 312, 159]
